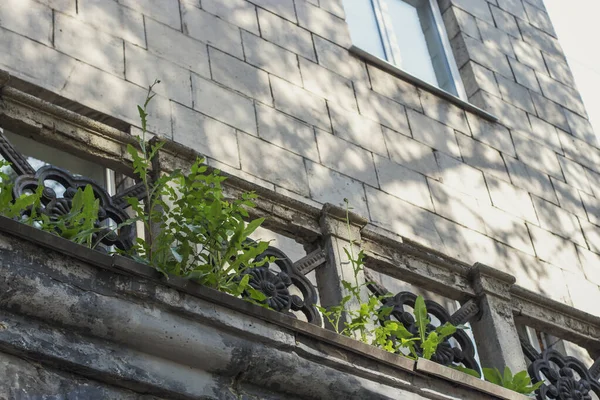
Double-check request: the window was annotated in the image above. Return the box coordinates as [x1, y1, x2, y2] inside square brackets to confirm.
[0, 130, 115, 195]
[344, 0, 466, 98]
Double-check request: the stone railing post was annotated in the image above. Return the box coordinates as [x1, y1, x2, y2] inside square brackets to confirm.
[469, 263, 527, 372]
[316, 204, 368, 330]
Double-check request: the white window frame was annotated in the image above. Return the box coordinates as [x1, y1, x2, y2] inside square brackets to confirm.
[350, 0, 468, 100]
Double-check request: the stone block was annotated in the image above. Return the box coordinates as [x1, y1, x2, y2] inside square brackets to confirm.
[581, 191, 600, 227]
[242, 31, 302, 86]
[313, 36, 369, 83]
[37, 0, 76, 15]
[257, 8, 315, 61]
[532, 196, 586, 246]
[471, 91, 530, 132]
[511, 38, 547, 73]
[577, 246, 600, 287]
[466, 113, 515, 156]
[457, 133, 511, 182]
[374, 155, 434, 211]
[206, 158, 275, 191]
[435, 151, 490, 201]
[249, 0, 297, 22]
[256, 103, 319, 161]
[451, 34, 513, 79]
[537, 73, 587, 117]
[78, 0, 145, 46]
[531, 92, 569, 132]
[451, 0, 494, 23]
[171, 102, 240, 168]
[478, 20, 515, 57]
[209, 47, 272, 104]
[497, 0, 527, 20]
[366, 186, 444, 250]
[238, 133, 309, 196]
[486, 174, 538, 224]
[460, 61, 500, 98]
[295, 0, 351, 47]
[558, 155, 593, 195]
[442, 6, 481, 40]
[145, 18, 210, 78]
[512, 132, 562, 179]
[355, 87, 410, 134]
[528, 224, 583, 274]
[306, 161, 368, 217]
[551, 178, 587, 219]
[582, 220, 600, 254]
[496, 75, 535, 113]
[491, 5, 521, 39]
[504, 155, 557, 203]
[480, 204, 535, 255]
[517, 19, 563, 56]
[525, 114, 562, 152]
[55, 13, 124, 77]
[418, 89, 470, 133]
[558, 130, 600, 174]
[0, 26, 73, 92]
[564, 109, 597, 146]
[508, 59, 541, 92]
[406, 109, 460, 159]
[270, 76, 330, 131]
[299, 58, 357, 111]
[191, 74, 257, 135]
[0, 0, 52, 46]
[434, 214, 501, 266]
[586, 168, 600, 199]
[201, 0, 259, 34]
[315, 130, 378, 186]
[543, 52, 576, 88]
[319, 0, 345, 19]
[60, 61, 171, 135]
[367, 66, 422, 112]
[181, 1, 244, 59]
[382, 127, 441, 179]
[120, 0, 181, 29]
[329, 104, 388, 157]
[564, 272, 600, 317]
[429, 179, 486, 233]
[126, 44, 192, 106]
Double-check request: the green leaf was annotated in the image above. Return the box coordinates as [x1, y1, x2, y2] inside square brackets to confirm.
[422, 331, 439, 360]
[503, 366, 513, 387]
[413, 296, 429, 344]
[483, 368, 503, 386]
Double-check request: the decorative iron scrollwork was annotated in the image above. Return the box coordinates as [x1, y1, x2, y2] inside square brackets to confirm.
[242, 246, 322, 325]
[522, 339, 600, 400]
[0, 130, 144, 251]
[381, 291, 480, 374]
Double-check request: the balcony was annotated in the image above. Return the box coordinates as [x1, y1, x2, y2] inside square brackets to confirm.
[0, 73, 598, 400]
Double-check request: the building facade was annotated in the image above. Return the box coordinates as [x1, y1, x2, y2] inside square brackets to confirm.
[0, 0, 599, 398]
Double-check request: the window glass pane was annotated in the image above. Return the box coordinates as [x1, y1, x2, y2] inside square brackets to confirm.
[386, 0, 439, 86]
[0, 130, 107, 191]
[343, 0, 387, 60]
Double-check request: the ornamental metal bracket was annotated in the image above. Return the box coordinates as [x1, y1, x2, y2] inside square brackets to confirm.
[0, 129, 145, 251]
[521, 337, 600, 399]
[365, 271, 480, 374]
[242, 245, 322, 325]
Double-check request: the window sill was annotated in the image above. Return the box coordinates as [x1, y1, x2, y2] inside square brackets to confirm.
[350, 46, 498, 123]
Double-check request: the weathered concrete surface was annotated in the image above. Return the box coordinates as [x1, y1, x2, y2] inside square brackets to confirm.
[0, 226, 507, 400]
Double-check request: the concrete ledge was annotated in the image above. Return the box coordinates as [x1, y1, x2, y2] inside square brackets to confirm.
[415, 358, 529, 400]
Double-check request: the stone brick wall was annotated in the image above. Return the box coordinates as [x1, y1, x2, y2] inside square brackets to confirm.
[1, 0, 599, 315]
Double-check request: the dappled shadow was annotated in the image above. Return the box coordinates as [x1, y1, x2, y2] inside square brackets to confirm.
[1, 0, 600, 321]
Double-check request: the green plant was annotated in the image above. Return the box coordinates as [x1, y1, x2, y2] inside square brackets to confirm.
[124, 81, 272, 301]
[454, 365, 542, 395]
[483, 367, 542, 395]
[0, 160, 41, 221]
[316, 199, 458, 359]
